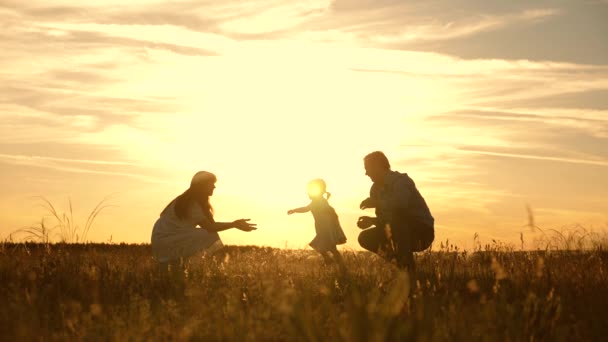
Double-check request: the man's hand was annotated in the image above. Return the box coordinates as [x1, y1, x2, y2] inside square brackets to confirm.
[357, 216, 375, 229]
[233, 219, 257, 232]
[360, 197, 377, 210]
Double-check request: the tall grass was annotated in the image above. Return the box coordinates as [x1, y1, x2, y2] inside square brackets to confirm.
[11, 195, 114, 243]
[3, 203, 606, 340]
[0, 240, 606, 341]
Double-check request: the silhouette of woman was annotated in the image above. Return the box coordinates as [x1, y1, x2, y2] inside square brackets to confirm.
[151, 171, 257, 272]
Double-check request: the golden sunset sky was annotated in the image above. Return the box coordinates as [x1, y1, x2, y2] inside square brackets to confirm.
[1, 0, 607, 249]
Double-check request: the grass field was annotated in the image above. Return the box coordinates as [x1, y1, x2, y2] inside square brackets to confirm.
[1, 242, 607, 341]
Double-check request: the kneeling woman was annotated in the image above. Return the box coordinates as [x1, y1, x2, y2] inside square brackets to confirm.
[151, 171, 257, 270]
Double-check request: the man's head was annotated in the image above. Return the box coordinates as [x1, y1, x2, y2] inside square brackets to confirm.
[363, 151, 391, 183]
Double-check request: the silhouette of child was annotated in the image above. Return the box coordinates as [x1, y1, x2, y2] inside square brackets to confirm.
[288, 178, 347, 266]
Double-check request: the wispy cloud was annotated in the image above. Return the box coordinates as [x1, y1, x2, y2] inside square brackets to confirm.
[457, 147, 608, 167]
[0, 153, 141, 166]
[434, 109, 608, 131]
[2, 0, 605, 64]
[0, 152, 165, 183]
[0, 85, 177, 132]
[0, 24, 219, 59]
[293, 1, 559, 43]
[311, 0, 606, 64]
[478, 89, 608, 111]
[428, 108, 608, 158]
[363, 8, 560, 44]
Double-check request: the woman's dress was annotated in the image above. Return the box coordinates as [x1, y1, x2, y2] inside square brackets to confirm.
[151, 201, 223, 262]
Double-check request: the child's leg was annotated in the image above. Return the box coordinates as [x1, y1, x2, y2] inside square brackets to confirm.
[329, 247, 344, 263]
[329, 247, 347, 271]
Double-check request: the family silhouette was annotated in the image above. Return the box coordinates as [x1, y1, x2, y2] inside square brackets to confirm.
[151, 151, 434, 274]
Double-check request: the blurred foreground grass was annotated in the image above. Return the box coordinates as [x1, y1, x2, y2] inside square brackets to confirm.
[1, 242, 607, 341]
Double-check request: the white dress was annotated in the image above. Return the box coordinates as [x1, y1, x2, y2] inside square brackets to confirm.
[151, 200, 224, 262]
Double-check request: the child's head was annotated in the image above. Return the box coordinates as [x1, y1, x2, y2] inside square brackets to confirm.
[307, 178, 329, 200]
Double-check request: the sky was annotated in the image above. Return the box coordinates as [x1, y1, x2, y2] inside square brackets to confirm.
[1, 0, 607, 250]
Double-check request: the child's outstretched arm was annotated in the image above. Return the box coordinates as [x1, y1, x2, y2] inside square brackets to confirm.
[287, 205, 310, 215]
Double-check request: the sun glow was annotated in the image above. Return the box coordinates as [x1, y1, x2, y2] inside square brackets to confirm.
[306, 183, 323, 198]
[61, 39, 441, 247]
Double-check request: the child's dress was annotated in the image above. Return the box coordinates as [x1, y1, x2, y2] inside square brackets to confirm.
[309, 198, 347, 252]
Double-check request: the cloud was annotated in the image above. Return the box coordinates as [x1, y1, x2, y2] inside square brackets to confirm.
[0, 25, 219, 59]
[310, 0, 606, 64]
[406, 140, 608, 233]
[457, 146, 608, 167]
[316, 1, 558, 40]
[391, 2, 608, 64]
[479, 89, 608, 110]
[366, 10, 559, 44]
[453, 150, 608, 203]
[0, 152, 165, 183]
[0, 84, 177, 132]
[435, 109, 608, 129]
[349, 56, 608, 120]
[0, 140, 168, 184]
[400, 107, 608, 227]
[1, 0, 222, 32]
[3, 0, 606, 64]
[1, 0, 322, 41]
[0, 141, 128, 161]
[428, 109, 608, 151]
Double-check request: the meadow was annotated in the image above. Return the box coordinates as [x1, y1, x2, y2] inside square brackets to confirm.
[1, 240, 607, 341]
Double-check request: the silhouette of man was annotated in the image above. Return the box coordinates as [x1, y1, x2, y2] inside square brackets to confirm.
[357, 151, 434, 271]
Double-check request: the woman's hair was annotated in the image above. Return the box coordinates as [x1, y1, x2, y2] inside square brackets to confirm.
[307, 178, 331, 199]
[162, 171, 216, 221]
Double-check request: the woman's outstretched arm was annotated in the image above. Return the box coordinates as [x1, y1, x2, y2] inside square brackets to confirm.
[205, 219, 257, 232]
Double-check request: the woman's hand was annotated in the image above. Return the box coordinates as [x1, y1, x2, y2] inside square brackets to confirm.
[287, 209, 295, 215]
[232, 219, 257, 232]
